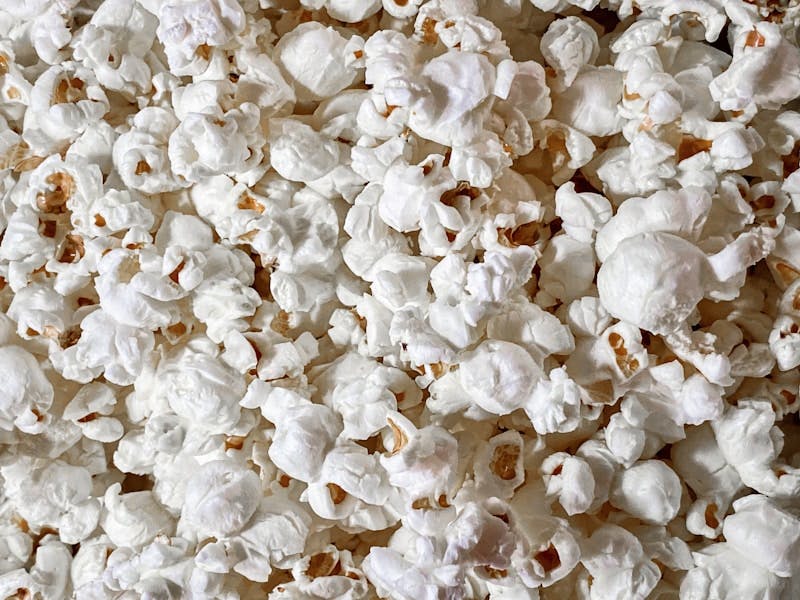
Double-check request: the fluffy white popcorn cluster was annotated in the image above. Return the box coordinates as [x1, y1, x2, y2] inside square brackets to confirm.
[1, 0, 800, 598]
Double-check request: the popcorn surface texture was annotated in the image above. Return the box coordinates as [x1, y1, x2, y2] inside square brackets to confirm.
[2, 0, 800, 598]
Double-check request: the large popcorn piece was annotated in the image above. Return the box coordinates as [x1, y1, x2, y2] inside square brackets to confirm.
[275, 22, 358, 102]
[153, 337, 246, 434]
[156, 0, 246, 74]
[598, 232, 712, 335]
[458, 339, 544, 415]
[181, 459, 262, 539]
[722, 494, 800, 578]
[710, 22, 800, 112]
[385, 50, 497, 146]
[598, 225, 777, 335]
[609, 460, 682, 525]
[101, 483, 175, 547]
[2, 0, 800, 597]
[0, 345, 53, 433]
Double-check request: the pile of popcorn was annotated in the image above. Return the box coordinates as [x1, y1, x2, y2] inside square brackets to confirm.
[2, 0, 800, 597]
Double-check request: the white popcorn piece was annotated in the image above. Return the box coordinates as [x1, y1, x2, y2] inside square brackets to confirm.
[488, 298, 575, 359]
[156, 0, 246, 75]
[496, 59, 551, 122]
[711, 400, 797, 497]
[154, 336, 246, 434]
[580, 524, 660, 600]
[551, 66, 625, 137]
[384, 50, 496, 146]
[169, 102, 265, 183]
[2, 457, 101, 544]
[101, 483, 175, 548]
[267, 401, 342, 483]
[525, 367, 582, 435]
[458, 339, 544, 416]
[113, 107, 188, 194]
[277, 545, 370, 599]
[63, 382, 123, 442]
[380, 414, 459, 502]
[540, 452, 596, 515]
[474, 430, 525, 498]
[268, 118, 341, 184]
[598, 229, 775, 335]
[443, 501, 517, 573]
[594, 186, 711, 263]
[72, 0, 158, 98]
[275, 22, 358, 102]
[681, 542, 791, 599]
[180, 459, 261, 539]
[536, 235, 595, 304]
[722, 494, 800, 577]
[555, 182, 612, 243]
[0, 345, 53, 433]
[605, 412, 646, 466]
[228, 495, 312, 582]
[24, 63, 109, 153]
[709, 22, 800, 112]
[609, 460, 682, 525]
[511, 503, 581, 588]
[671, 423, 743, 504]
[540, 16, 599, 87]
[52, 307, 155, 386]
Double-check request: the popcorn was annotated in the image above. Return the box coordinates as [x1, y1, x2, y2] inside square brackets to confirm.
[169, 102, 265, 183]
[723, 494, 800, 578]
[268, 118, 341, 184]
[24, 63, 109, 153]
[154, 336, 246, 434]
[474, 430, 526, 498]
[594, 186, 711, 263]
[681, 542, 790, 599]
[267, 401, 342, 483]
[711, 400, 793, 497]
[597, 227, 776, 336]
[3, 1, 800, 597]
[536, 235, 595, 304]
[525, 367, 582, 435]
[384, 50, 496, 146]
[580, 524, 660, 599]
[113, 107, 187, 194]
[555, 182, 612, 243]
[540, 16, 599, 87]
[63, 382, 123, 442]
[378, 154, 457, 233]
[72, 0, 158, 98]
[101, 483, 175, 548]
[52, 307, 155, 386]
[541, 452, 596, 515]
[228, 495, 312, 582]
[551, 67, 625, 137]
[276, 545, 370, 599]
[511, 497, 582, 588]
[275, 22, 358, 102]
[0, 345, 53, 433]
[156, 0, 246, 75]
[380, 415, 458, 502]
[609, 460, 682, 525]
[458, 340, 544, 416]
[709, 22, 800, 112]
[180, 459, 261, 539]
[2, 457, 101, 544]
